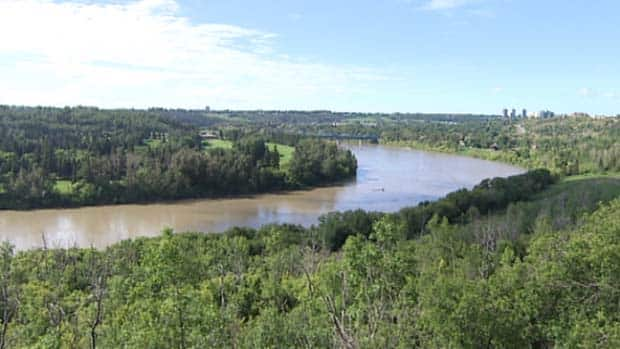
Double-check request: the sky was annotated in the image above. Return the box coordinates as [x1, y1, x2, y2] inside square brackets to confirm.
[0, 0, 619, 114]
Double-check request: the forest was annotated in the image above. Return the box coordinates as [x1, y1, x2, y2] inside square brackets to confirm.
[1, 106, 620, 348]
[0, 106, 356, 209]
[157, 107, 620, 177]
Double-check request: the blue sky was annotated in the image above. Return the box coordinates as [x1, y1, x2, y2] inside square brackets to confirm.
[0, 0, 618, 114]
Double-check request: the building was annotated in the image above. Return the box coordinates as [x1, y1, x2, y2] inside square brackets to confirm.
[504, 107, 531, 120]
[538, 110, 555, 119]
[571, 112, 590, 118]
[199, 130, 219, 139]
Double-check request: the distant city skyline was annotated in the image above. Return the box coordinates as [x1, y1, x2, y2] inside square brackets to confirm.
[0, 0, 619, 115]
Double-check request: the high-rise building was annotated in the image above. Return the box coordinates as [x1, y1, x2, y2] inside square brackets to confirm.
[503, 109, 509, 118]
[522, 109, 527, 118]
[510, 109, 516, 119]
[538, 110, 555, 119]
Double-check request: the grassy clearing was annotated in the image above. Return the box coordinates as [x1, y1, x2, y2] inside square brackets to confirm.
[462, 175, 620, 240]
[145, 139, 163, 148]
[267, 142, 295, 167]
[536, 175, 620, 201]
[54, 180, 75, 195]
[203, 139, 233, 149]
[203, 140, 295, 167]
[561, 172, 620, 182]
[524, 175, 620, 222]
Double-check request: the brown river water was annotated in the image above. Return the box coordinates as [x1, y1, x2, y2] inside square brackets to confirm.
[0, 144, 523, 250]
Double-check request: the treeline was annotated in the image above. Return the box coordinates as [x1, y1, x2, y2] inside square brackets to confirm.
[281, 113, 620, 176]
[0, 172, 618, 348]
[378, 116, 620, 176]
[212, 109, 620, 177]
[318, 169, 555, 250]
[0, 106, 356, 209]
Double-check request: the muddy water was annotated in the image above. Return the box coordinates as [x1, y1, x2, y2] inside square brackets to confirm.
[0, 145, 523, 250]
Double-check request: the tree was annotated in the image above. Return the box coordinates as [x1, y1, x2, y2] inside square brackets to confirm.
[0, 243, 18, 349]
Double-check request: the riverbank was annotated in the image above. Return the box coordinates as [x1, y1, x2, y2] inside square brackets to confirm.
[381, 139, 620, 181]
[381, 139, 532, 169]
[0, 144, 523, 250]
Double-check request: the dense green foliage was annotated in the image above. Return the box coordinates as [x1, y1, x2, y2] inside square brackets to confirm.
[0, 106, 356, 209]
[157, 107, 620, 177]
[1, 106, 619, 347]
[0, 173, 618, 348]
[289, 139, 357, 186]
[221, 109, 619, 176]
[317, 169, 555, 250]
[377, 116, 620, 176]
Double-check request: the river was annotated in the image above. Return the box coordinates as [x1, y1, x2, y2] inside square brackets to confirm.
[0, 144, 523, 250]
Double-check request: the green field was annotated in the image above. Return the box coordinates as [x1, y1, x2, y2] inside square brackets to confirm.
[469, 174, 620, 237]
[561, 172, 620, 182]
[54, 180, 75, 194]
[267, 142, 294, 167]
[535, 175, 620, 201]
[204, 140, 294, 167]
[202, 139, 233, 149]
[144, 138, 163, 148]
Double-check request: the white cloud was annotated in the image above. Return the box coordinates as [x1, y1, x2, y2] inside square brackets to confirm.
[602, 91, 620, 100]
[579, 87, 595, 97]
[422, 0, 477, 10]
[578, 88, 620, 100]
[0, 0, 389, 109]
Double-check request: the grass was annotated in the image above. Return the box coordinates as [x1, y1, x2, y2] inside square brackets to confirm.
[203, 139, 233, 149]
[203, 140, 295, 167]
[536, 175, 620, 200]
[145, 139, 163, 148]
[522, 174, 620, 226]
[267, 142, 295, 167]
[561, 172, 620, 182]
[134, 139, 164, 155]
[462, 174, 620, 241]
[54, 180, 75, 195]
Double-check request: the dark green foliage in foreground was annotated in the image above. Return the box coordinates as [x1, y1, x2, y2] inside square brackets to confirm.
[2, 172, 618, 348]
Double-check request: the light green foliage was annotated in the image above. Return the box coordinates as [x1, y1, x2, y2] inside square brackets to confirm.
[144, 138, 163, 148]
[461, 176, 620, 248]
[203, 139, 233, 149]
[53, 180, 74, 194]
[267, 142, 294, 167]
